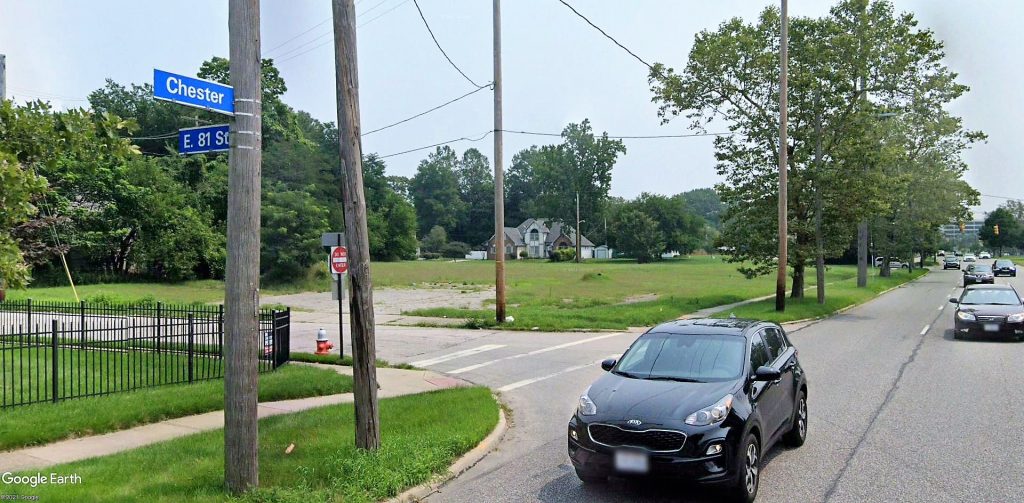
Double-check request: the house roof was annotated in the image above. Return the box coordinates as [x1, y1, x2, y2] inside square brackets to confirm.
[488, 218, 594, 248]
[546, 220, 595, 247]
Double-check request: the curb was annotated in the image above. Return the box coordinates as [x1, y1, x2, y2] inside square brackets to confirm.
[782, 269, 931, 331]
[386, 399, 509, 503]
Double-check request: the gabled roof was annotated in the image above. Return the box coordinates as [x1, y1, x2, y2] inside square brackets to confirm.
[546, 220, 595, 247]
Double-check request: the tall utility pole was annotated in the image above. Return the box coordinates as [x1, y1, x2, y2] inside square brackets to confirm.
[332, 0, 380, 451]
[492, 0, 506, 323]
[0, 54, 6, 101]
[224, 0, 262, 493]
[575, 191, 582, 263]
[775, 0, 789, 312]
[856, 2, 869, 288]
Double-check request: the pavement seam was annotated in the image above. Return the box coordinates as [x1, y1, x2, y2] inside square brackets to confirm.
[820, 285, 968, 503]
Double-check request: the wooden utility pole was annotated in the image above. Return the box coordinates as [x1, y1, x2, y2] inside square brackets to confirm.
[493, 0, 506, 323]
[332, 0, 380, 451]
[775, 0, 789, 312]
[575, 191, 582, 263]
[0, 54, 6, 101]
[224, 0, 262, 492]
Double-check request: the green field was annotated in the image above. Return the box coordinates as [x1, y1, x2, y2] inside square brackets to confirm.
[0, 364, 353, 451]
[6, 387, 499, 503]
[718, 268, 927, 323]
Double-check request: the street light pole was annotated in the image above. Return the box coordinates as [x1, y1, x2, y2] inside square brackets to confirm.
[775, 0, 789, 312]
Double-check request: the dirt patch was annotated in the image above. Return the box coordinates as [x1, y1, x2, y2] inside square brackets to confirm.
[619, 293, 659, 305]
[261, 286, 495, 316]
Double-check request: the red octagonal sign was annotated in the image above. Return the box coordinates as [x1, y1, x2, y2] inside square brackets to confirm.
[330, 246, 348, 274]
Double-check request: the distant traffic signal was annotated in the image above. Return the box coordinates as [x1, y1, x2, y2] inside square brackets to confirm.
[994, 224, 1000, 236]
[959, 222, 965, 233]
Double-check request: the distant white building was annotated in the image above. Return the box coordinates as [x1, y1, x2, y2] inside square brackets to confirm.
[595, 245, 613, 259]
[485, 218, 595, 259]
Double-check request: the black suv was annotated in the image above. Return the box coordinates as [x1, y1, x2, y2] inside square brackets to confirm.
[568, 319, 808, 503]
[994, 259, 1016, 277]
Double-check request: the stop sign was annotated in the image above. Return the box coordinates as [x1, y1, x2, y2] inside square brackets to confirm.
[330, 246, 349, 274]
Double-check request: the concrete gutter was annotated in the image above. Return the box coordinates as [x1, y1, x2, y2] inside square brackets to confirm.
[387, 400, 509, 503]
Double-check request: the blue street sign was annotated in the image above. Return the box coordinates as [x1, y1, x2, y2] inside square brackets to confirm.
[153, 69, 234, 115]
[179, 124, 230, 154]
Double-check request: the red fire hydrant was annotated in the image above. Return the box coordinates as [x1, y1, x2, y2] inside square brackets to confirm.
[315, 327, 334, 355]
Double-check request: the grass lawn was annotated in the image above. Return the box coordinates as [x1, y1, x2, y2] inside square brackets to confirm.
[401, 258, 858, 330]
[6, 387, 499, 503]
[0, 364, 353, 451]
[717, 268, 928, 323]
[289, 351, 418, 370]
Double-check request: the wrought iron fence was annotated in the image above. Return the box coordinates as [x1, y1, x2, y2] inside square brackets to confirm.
[0, 299, 290, 408]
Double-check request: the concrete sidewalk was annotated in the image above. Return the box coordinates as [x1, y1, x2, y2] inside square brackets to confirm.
[0, 364, 471, 473]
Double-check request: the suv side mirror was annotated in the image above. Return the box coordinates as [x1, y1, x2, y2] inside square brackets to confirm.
[949, 297, 959, 304]
[600, 358, 617, 372]
[751, 365, 781, 382]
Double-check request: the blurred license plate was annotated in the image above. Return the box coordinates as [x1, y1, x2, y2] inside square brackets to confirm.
[984, 323, 1000, 332]
[614, 450, 649, 473]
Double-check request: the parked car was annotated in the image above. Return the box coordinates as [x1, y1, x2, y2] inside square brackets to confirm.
[994, 259, 1017, 277]
[943, 256, 961, 270]
[873, 257, 909, 269]
[950, 284, 1024, 341]
[979, 251, 992, 259]
[963, 263, 995, 285]
[568, 318, 808, 502]
[963, 254, 977, 263]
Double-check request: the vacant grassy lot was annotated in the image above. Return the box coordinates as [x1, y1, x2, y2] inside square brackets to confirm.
[6, 387, 499, 503]
[0, 364, 353, 451]
[719, 268, 927, 323]
[403, 258, 858, 330]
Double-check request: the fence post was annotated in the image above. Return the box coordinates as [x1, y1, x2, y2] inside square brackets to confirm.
[187, 314, 194, 383]
[26, 298, 32, 334]
[218, 304, 224, 358]
[156, 302, 162, 354]
[79, 300, 86, 348]
[51, 319, 58, 403]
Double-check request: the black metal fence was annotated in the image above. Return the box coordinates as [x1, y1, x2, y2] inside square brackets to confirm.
[0, 299, 290, 408]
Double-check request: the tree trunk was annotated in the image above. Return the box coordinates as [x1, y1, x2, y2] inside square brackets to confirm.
[880, 256, 891, 277]
[791, 262, 805, 299]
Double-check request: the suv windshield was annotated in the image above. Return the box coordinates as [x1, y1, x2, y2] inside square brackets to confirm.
[960, 289, 1021, 305]
[614, 332, 745, 382]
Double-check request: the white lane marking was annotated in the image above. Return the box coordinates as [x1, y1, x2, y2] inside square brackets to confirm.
[410, 344, 506, 367]
[920, 325, 930, 335]
[497, 355, 618, 393]
[449, 333, 624, 374]
[938, 305, 945, 311]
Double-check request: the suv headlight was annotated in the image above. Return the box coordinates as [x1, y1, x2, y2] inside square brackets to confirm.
[685, 394, 734, 426]
[578, 387, 597, 416]
[957, 311, 976, 321]
[1008, 313, 1024, 323]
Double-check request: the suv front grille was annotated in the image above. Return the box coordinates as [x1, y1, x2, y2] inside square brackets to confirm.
[587, 424, 686, 452]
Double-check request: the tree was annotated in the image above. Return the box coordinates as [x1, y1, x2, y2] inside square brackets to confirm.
[420, 225, 448, 254]
[650, 0, 980, 299]
[261, 184, 330, 283]
[626, 193, 705, 255]
[613, 210, 664, 264]
[410, 147, 464, 237]
[454, 148, 494, 246]
[531, 120, 626, 235]
[980, 208, 1019, 256]
[678, 188, 723, 229]
[0, 152, 48, 289]
[505, 147, 541, 225]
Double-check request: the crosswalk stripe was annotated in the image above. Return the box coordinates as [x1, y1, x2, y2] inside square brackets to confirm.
[410, 344, 506, 367]
[449, 333, 624, 374]
[496, 355, 617, 393]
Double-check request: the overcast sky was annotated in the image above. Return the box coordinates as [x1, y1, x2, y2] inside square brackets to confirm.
[1, 0, 1018, 217]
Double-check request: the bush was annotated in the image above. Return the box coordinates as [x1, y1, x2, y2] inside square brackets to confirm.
[550, 248, 576, 262]
[441, 241, 471, 259]
[420, 252, 442, 260]
[518, 250, 529, 259]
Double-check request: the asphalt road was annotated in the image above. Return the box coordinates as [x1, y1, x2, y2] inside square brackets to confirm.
[396, 267, 1024, 503]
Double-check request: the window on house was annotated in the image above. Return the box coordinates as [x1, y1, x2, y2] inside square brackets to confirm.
[529, 229, 539, 242]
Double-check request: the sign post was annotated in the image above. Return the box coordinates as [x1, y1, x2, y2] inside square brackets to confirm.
[329, 237, 348, 358]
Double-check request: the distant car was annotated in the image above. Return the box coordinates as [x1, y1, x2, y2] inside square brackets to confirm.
[874, 257, 909, 269]
[979, 251, 992, 259]
[994, 259, 1017, 277]
[954, 251, 963, 257]
[963, 254, 977, 263]
[943, 257, 961, 270]
[568, 318, 808, 502]
[964, 263, 995, 286]
[950, 284, 1024, 341]
[937, 250, 946, 257]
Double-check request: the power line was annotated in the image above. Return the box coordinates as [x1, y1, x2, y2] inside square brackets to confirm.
[377, 130, 492, 158]
[501, 129, 733, 139]
[980, 193, 1022, 202]
[358, 0, 412, 28]
[411, 0, 485, 88]
[276, 0, 412, 65]
[265, 19, 330, 56]
[362, 84, 492, 136]
[553, 0, 657, 73]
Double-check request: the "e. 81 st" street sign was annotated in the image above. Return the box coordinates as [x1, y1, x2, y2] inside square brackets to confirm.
[178, 124, 230, 155]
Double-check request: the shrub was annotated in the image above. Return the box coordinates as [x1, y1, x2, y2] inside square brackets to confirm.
[519, 250, 529, 259]
[420, 252, 442, 260]
[550, 248, 576, 262]
[441, 241, 471, 259]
